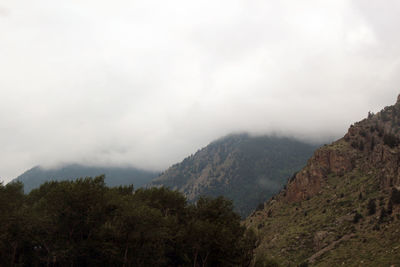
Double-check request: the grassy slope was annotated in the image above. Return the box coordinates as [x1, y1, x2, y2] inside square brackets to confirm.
[247, 140, 400, 266]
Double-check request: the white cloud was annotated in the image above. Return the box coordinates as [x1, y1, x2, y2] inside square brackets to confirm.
[0, 0, 399, 182]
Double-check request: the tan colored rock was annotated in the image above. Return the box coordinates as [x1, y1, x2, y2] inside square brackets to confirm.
[313, 231, 329, 251]
[285, 144, 354, 202]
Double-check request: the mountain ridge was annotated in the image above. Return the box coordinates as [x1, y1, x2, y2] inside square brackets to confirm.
[13, 164, 158, 193]
[246, 95, 400, 266]
[150, 133, 319, 217]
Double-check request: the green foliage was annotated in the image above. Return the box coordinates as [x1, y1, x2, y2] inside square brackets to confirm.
[0, 177, 253, 266]
[0, 181, 27, 266]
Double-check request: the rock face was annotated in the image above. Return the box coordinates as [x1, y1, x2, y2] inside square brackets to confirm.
[285, 148, 355, 202]
[282, 97, 400, 203]
[149, 134, 318, 217]
[246, 95, 400, 266]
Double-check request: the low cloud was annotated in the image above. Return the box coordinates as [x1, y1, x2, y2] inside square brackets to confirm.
[1, 0, 399, 182]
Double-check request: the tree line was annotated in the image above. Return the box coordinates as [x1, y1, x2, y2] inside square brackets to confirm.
[0, 176, 256, 266]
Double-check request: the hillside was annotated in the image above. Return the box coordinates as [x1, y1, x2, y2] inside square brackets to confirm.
[246, 96, 400, 266]
[150, 134, 318, 217]
[13, 164, 158, 193]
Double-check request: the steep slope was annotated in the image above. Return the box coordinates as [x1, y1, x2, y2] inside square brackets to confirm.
[246, 96, 400, 266]
[150, 134, 318, 217]
[13, 164, 158, 193]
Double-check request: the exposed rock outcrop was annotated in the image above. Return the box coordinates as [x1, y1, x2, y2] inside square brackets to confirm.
[281, 96, 400, 203]
[284, 146, 355, 202]
[246, 94, 400, 266]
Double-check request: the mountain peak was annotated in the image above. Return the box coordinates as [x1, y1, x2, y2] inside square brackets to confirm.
[150, 134, 318, 217]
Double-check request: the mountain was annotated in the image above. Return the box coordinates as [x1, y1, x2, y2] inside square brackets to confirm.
[150, 134, 319, 217]
[246, 95, 400, 266]
[13, 164, 158, 193]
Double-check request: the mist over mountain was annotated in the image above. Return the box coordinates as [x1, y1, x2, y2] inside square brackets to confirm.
[1, 0, 400, 183]
[2, 0, 400, 265]
[150, 134, 319, 217]
[246, 95, 400, 266]
[13, 164, 158, 193]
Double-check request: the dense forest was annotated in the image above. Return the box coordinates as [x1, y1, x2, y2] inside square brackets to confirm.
[0, 176, 256, 266]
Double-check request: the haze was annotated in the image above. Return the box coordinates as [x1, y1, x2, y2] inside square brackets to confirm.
[1, 0, 399, 183]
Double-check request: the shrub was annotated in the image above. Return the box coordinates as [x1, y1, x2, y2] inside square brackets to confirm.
[351, 141, 358, 149]
[360, 130, 367, 137]
[368, 111, 374, 119]
[367, 199, 376, 215]
[370, 126, 375, 132]
[379, 207, 387, 223]
[387, 200, 393, 215]
[390, 187, 400, 204]
[359, 141, 364, 151]
[353, 212, 363, 223]
[383, 133, 399, 148]
[256, 202, 264, 211]
[373, 224, 380, 231]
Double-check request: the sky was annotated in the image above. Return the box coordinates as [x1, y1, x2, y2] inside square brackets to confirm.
[1, 0, 400, 183]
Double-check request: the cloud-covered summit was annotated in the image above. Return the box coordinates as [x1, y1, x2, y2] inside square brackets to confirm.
[1, 0, 399, 182]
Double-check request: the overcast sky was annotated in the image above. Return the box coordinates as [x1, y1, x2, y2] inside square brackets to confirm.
[1, 0, 400, 182]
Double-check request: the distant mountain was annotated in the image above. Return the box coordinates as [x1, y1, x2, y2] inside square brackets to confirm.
[150, 134, 319, 217]
[246, 95, 400, 266]
[13, 164, 158, 193]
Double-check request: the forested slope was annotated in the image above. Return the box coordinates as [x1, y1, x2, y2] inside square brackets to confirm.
[151, 134, 318, 217]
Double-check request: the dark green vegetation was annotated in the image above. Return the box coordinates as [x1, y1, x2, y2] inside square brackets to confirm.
[246, 96, 400, 266]
[13, 164, 158, 193]
[151, 134, 318, 217]
[0, 176, 256, 266]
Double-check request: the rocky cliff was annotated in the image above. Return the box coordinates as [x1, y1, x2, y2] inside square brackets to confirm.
[284, 96, 400, 203]
[246, 95, 400, 266]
